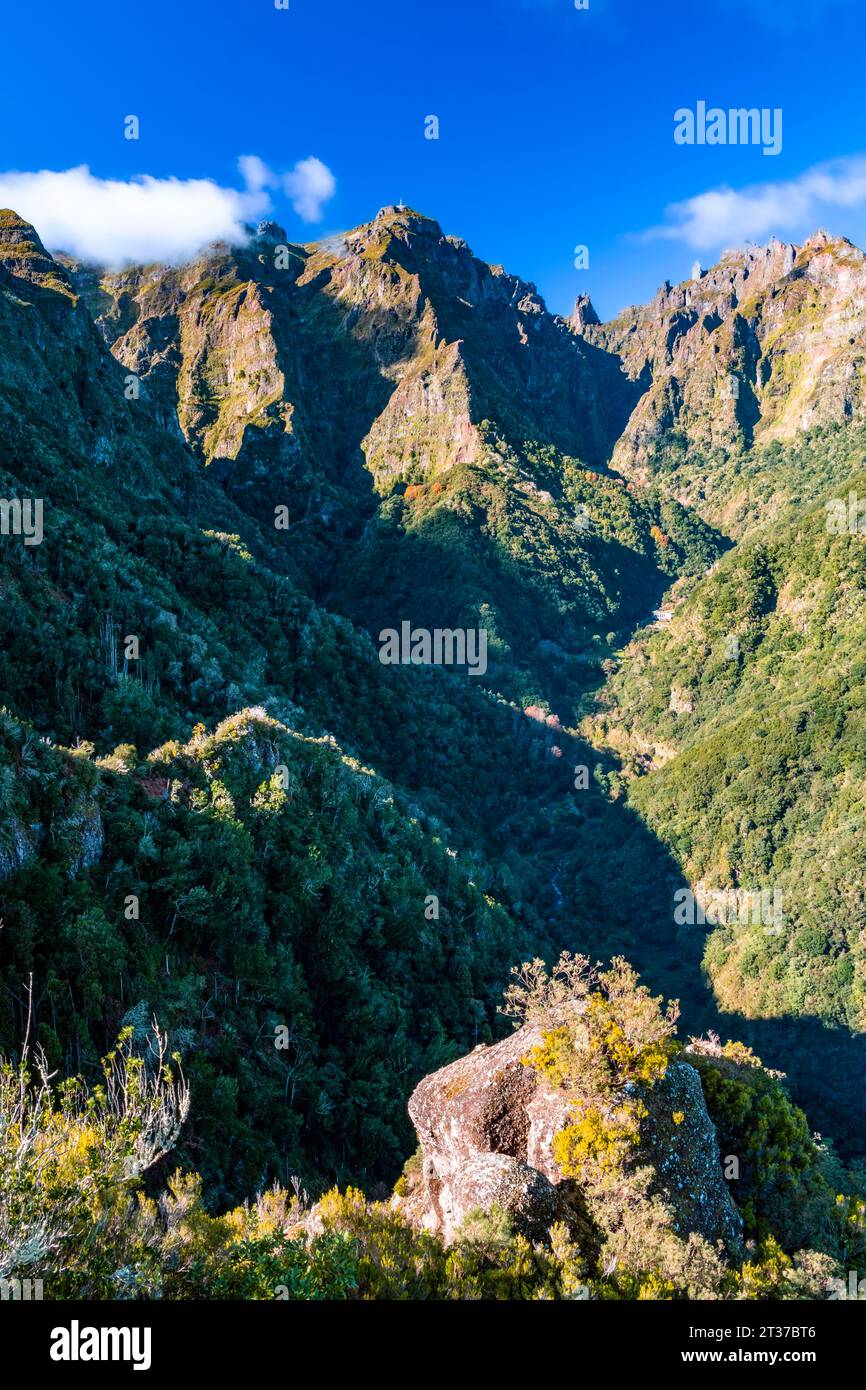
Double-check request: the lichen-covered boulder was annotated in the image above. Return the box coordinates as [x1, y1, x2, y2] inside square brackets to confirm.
[638, 1060, 742, 1249]
[446, 1154, 562, 1245]
[407, 1023, 742, 1250]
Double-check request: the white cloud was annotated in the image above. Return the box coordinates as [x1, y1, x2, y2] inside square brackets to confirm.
[239, 152, 337, 223]
[642, 155, 866, 251]
[237, 154, 276, 194]
[283, 157, 337, 224]
[0, 154, 337, 267]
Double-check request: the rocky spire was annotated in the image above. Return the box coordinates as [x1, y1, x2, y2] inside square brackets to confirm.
[568, 291, 600, 333]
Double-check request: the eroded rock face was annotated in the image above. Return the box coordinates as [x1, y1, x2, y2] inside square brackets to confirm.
[639, 1059, 741, 1249]
[407, 1023, 742, 1250]
[60, 801, 105, 877]
[408, 1026, 569, 1242]
[0, 817, 38, 881]
[446, 1154, 563, 1244]
[572, 230, 866, 478]
[83, 205, 625, 509]
[69, 213, 866, 524]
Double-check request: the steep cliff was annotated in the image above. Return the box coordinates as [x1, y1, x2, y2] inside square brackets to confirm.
[572, 231, 866, 511]
[86, 205, 631, 493]
[68, 206, 717, 700]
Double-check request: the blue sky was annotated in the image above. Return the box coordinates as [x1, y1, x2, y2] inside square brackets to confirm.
[2, 0, 866, 317]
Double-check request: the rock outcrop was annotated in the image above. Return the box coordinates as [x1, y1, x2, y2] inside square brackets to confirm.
[0, 817, 38, 882]
[74, 205, 628, 504]
[57, 211, 866, 509]
[571, 231, 866, 478]
[59, 801, 105, 877]
[407, 1022, 742, 1250]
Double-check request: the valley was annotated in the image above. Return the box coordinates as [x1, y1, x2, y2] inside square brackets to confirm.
[3, 199, 866, 1300]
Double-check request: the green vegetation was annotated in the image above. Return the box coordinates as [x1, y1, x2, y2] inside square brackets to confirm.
[591, 441, 866, 1035]
[335, 431, 722, 714]
[688, 1036, 866, 1255]
[0, 704, 542, 1204]
[4, 205, 866, 1300]
[3, 964, 863, 1301]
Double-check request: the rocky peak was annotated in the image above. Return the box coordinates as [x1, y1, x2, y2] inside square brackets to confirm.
[373, 204, 442, 233]
[254, 219, 289, 244]
[801, 227, 836, 252]
[576, 228, 866, 479]
[65, 206, 866, 522]
[339, 206, 446, 263]
[0, 208, 41, 243]
[0, 209, 76, 299]
[569, 292, 600, 332]
[79, 203, 628, 506]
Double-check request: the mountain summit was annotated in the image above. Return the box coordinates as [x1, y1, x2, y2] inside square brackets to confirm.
[60, 213, 866, 521]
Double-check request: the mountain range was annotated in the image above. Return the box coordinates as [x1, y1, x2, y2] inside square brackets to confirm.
[3, 198, 866, 1231]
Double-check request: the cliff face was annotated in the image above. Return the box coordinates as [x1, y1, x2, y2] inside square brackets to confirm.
[572, 231, 866, 483]
[58, 211, 866, 506]
[60, 205, 710, 685]
[73, 206, 632, 501]
[0, 211, 132, 470]
[71, 213, 866, 543]
[406, 1022, 742, 1251]
[0, 209, 244, 516]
